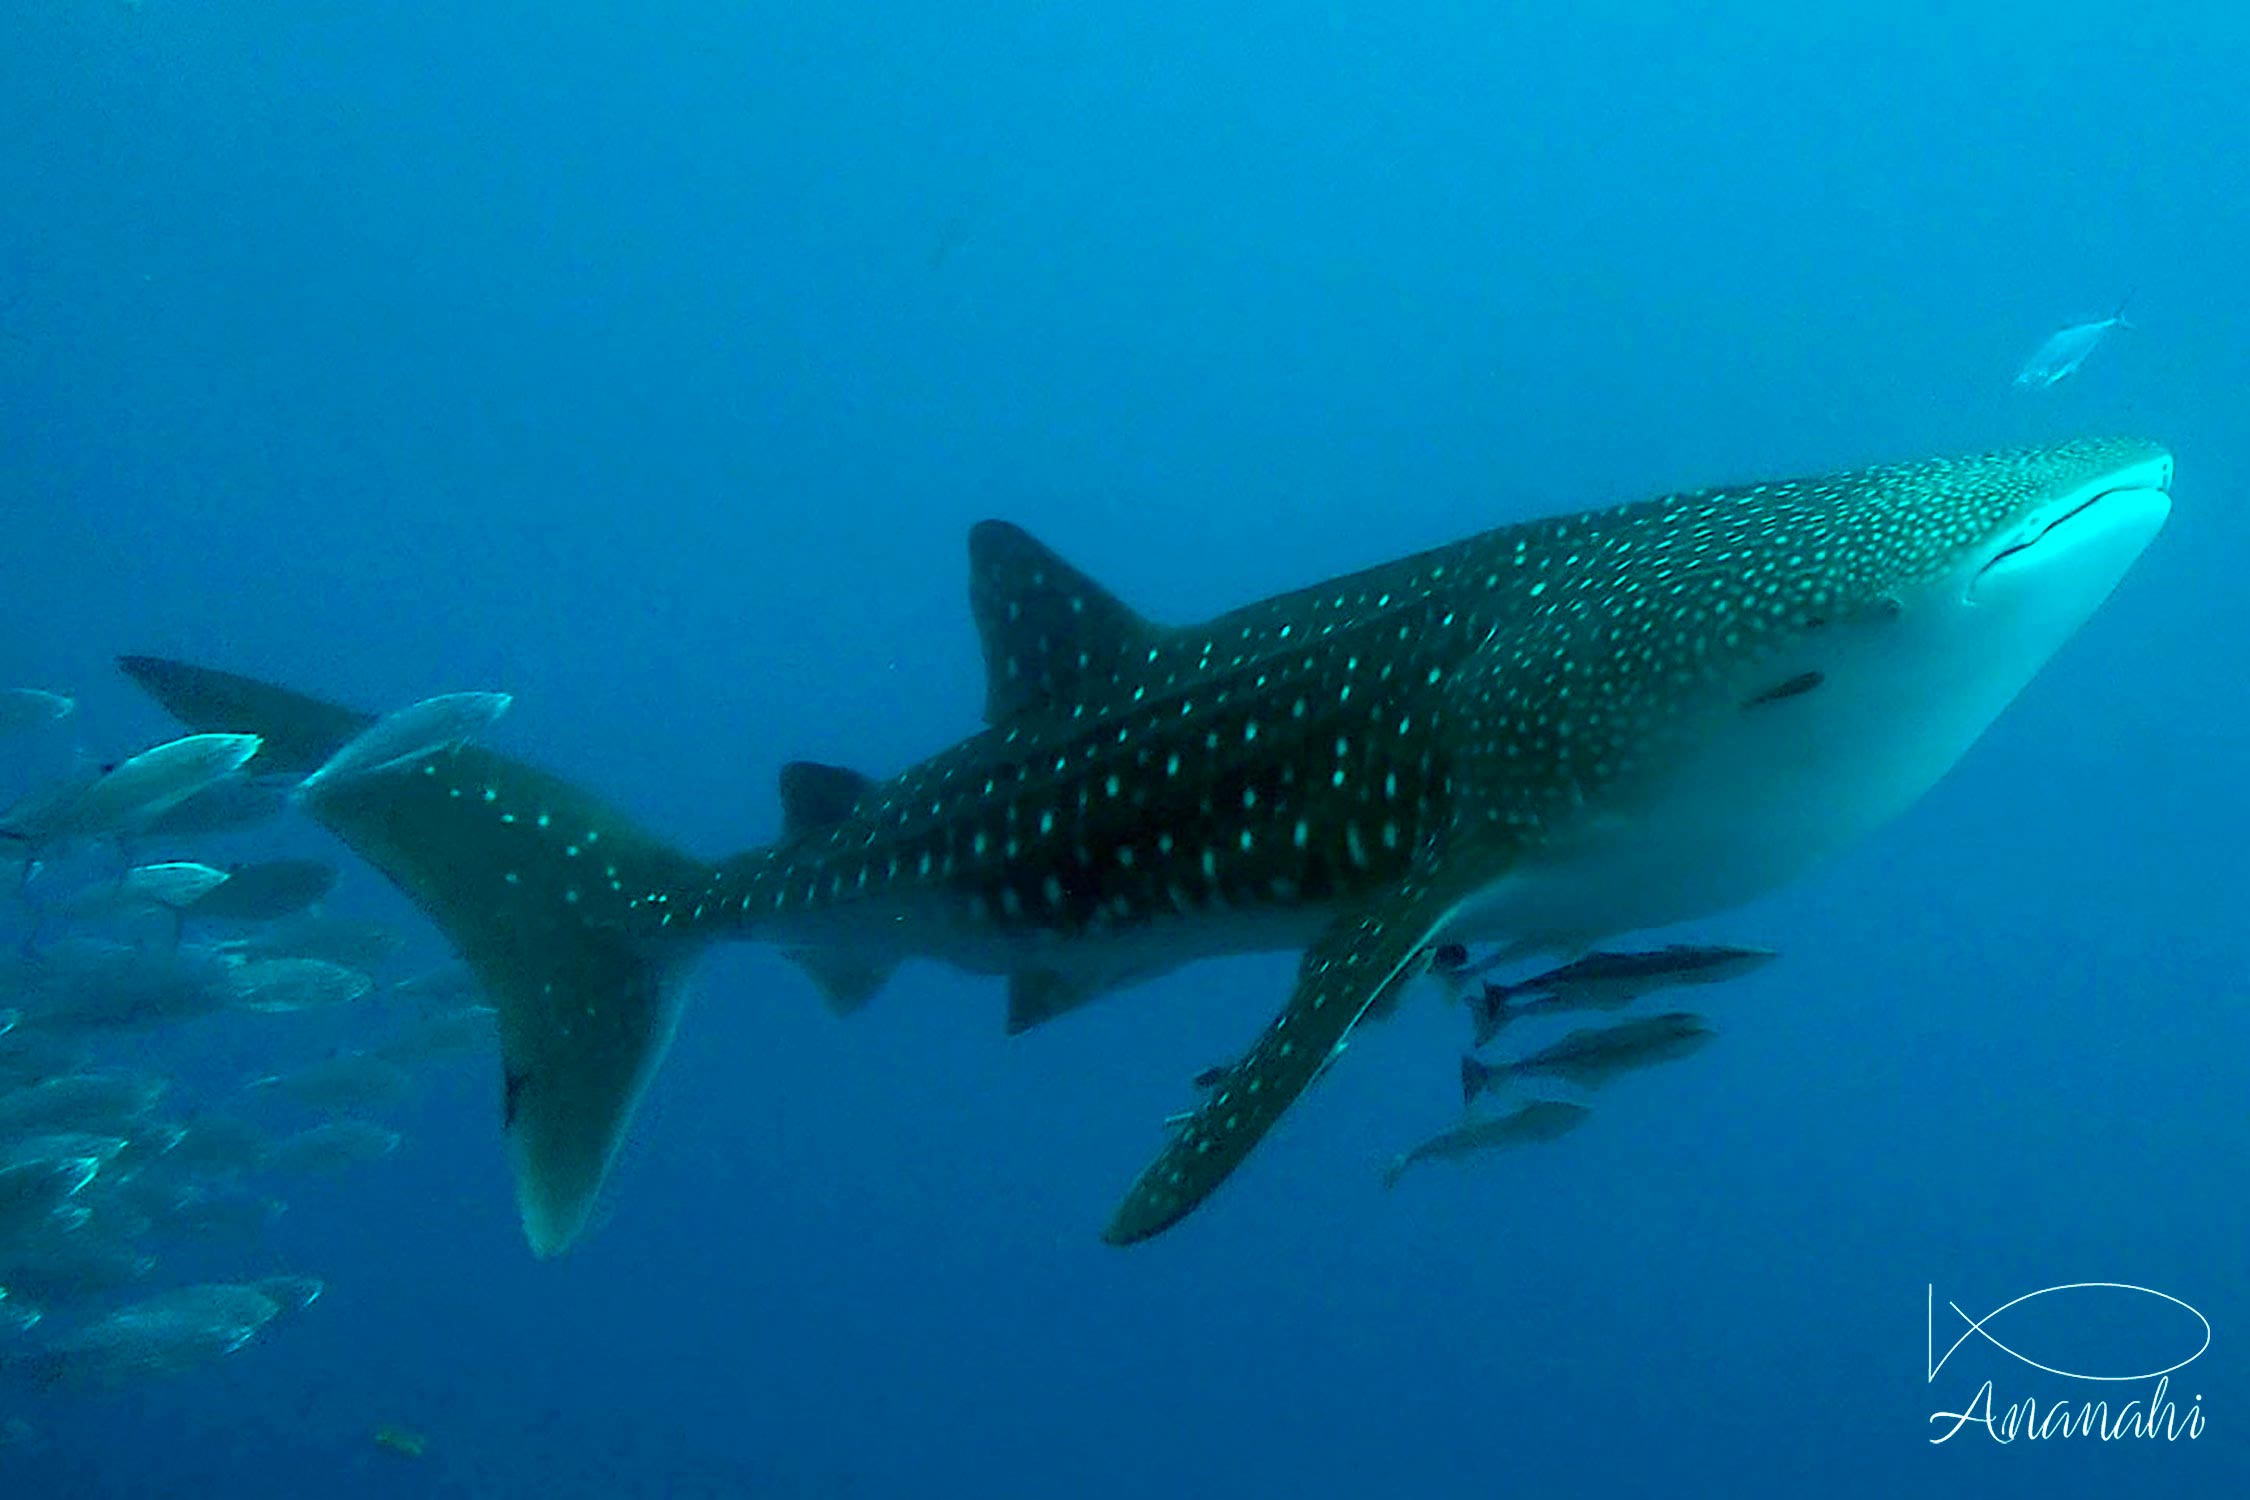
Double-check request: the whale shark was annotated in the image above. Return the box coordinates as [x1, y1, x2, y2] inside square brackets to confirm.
[117, 436, 2173, 1254]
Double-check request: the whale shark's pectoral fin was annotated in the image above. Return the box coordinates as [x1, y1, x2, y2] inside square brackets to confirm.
[1102, 853, 1495, 1244]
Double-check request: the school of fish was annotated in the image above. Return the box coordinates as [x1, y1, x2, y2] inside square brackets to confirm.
[0, 699, 500, 1422]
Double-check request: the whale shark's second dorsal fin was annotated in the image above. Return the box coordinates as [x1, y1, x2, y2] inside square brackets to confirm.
[967, 520, 1161, 725]
[777, 760, 873, 840]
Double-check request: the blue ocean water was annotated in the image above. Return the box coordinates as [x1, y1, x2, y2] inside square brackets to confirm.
[2, 2, 2245, 1495]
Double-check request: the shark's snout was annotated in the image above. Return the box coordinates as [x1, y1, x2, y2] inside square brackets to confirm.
[1967, 451, 2172, 607]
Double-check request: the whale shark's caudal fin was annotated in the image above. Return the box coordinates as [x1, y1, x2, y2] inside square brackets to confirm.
[117, 656, 712, 1256]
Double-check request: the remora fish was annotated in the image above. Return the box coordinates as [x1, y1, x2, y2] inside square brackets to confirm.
[2014, 296, 2134, 389]
[1469, 942, 1775, 1044]
[1461, 1011, 1717, 1104]
[1380, 1099, 1590, 1189]
[116, 438, 2175, 1254]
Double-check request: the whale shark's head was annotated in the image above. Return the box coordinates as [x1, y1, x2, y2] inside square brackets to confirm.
[1464, 437, 2175, 946]
[1941, 438, 2173, 616]
[1785, 438, 2172, 775]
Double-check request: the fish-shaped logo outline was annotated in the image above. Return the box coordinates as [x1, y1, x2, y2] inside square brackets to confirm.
[1927, 1282, 2210, 1384]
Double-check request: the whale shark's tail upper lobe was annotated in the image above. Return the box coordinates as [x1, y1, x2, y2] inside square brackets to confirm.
[119, 655, 710, 1255]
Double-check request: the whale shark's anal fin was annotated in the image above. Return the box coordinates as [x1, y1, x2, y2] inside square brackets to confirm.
[117, 656, 712, 1256]
[1102, 855, 1490, 1244]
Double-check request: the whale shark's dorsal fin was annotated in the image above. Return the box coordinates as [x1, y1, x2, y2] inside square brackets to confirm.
[968, 520, 1161, 725]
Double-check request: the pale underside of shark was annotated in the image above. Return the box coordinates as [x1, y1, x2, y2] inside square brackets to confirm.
[119, 436, 2173, 1255]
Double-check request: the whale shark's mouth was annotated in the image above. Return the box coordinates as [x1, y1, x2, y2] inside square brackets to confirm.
[1979, 490, 2115, 574]
[1969, 480, 2172, 603]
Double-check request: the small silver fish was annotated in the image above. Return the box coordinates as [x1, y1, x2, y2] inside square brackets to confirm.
[0, 1232, 156, 1306]
[1381, 1100, 1590, 1189]
[295, 692, 512, 801]
[226, 957, 375, 1014]
[1462, 1011, 1716, 1104]
[265, 1119, 400, 1175]
[219, 914, 404, 971]
[137, 773, 291, 837]
[0, 1132, 130, 1174]
[248, 1052, 413, 1113]
[59, 862, 231, 921]
[0, 1070, 169, 1135]
[9, 940, 235, 1033]
[140, 1185, 286, 1245]
[186, 857, 337, 922]
[2014, 296, 2134, 389]
[0, 1029, 80, 1091]
[1, 1300, 42, 1348]
[3, 734, 262, 845]
[157, 1113, 273, 1179]
[250, 1274, 323, 1316]
[387, 962, 480, 1009]
[30, 1283, 283, 1389]
[378, 1004, 498, 1066]
[1471, 943, 1774, 1043]
[0, 689, 73, 732]
[0, 1158, 100, 1240]
[0, 765, 103, 848]
[1, 1289, 42, 1340]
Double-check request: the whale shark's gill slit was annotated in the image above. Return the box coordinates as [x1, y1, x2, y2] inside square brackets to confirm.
[1742, 670, 1826, 709]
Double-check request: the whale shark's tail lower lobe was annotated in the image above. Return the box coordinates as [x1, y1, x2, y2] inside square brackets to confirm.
[119, 656, 710, 1255]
